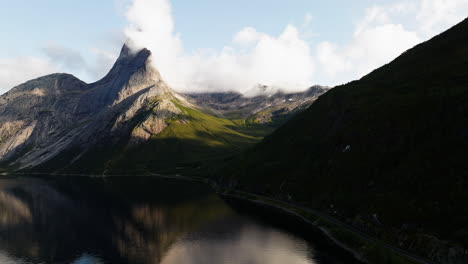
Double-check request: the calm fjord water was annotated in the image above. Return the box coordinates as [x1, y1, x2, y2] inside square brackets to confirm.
[0, 176, 358, 264]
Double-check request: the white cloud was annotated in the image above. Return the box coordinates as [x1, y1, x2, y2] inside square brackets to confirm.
[0, 45, 119, 95]
[233, 27, 263, 46]
[0, 56, 58, 94]
[416, 0, 468, 36]
[124, 0, 315, 96]
[89, 48, 119, 79]
[316, 42, 348, 77]
[2, 0, 467, 96]
[185, 25, 315, 95]
[124, 0, 184, 89]
[42, 44, 119, 82]
[124, 0, 468, 93]
[42, 44, 87, 71]
[406, 2, 468, 47]
[316, 19, 421, 85]
[315, 0, 468, 86]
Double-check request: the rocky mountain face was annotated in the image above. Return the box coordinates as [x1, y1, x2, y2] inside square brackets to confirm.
[0, 45, 192, 171]
[186, 86, 328, 124]
[0, 45, 325, 173]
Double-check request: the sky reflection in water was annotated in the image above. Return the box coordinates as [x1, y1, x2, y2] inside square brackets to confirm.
[0, 176, 349, 264]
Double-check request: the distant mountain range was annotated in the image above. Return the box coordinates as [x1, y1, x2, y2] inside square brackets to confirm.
[222, 17, 468, 264]
[186, 85, 326, 123]
[0, 45, 327, 173]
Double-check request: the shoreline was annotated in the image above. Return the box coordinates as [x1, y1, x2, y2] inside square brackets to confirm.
[221, 190, 366, 263]
[216, 188, 434, 264]
[0, 172, 435, 264]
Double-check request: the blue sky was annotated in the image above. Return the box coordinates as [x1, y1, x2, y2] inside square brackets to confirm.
[0, 1, 122, 57]
[1, 0, 393, 56]
[1, 0, 467, 94]
[171, 0, 393, 49]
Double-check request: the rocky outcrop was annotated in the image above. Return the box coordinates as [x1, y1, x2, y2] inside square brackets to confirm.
[130, 100, 182, 144]
[0, 45, 189, 170]
[186, 86, 328, 121]
[0, 73, 88, 164]
[0, 44, 327, 172]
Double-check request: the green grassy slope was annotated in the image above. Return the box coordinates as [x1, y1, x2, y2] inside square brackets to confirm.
[30, 95, 276, 175]
[221, 17, 468, 254]
[107, 101, 266, 174]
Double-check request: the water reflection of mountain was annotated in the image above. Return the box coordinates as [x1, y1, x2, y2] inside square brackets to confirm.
[0, 177, 233, 264]
[0, 176, 331, 264]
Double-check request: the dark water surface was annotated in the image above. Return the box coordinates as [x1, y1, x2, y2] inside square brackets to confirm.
[0, 176, 360, 264]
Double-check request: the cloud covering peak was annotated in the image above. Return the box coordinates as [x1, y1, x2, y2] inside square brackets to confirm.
[1, 0, 468, 95]
[124, 0, 315, 95]
[123, 0, 468, 96]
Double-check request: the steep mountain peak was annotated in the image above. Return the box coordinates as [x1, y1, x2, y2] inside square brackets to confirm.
[0, 41, 323, 174]
[114, 44, 152, 70]
[78, 44, 172, 112]
[95, 44, 155, 87]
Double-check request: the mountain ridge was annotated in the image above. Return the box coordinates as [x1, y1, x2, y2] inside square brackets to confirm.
[0, 45, 327, 173]
[0, 45, 191, 171]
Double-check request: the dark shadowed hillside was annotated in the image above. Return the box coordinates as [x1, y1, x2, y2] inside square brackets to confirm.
[221, 17, 468, 263]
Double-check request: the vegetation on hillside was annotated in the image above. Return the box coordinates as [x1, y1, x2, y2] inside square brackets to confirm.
[220, 17, 468, 262]
[106, 100, 270, 174]
[30, 97, 277, 175]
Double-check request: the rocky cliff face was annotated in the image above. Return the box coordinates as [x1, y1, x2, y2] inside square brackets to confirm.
[0, 44, 326, 173]
[186, 86, 328, 123]
[0, 45, 189, 171]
